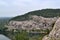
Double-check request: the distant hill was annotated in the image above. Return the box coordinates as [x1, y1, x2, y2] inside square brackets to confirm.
[0, 17, 11, 30]
[10, 9, 60, 21]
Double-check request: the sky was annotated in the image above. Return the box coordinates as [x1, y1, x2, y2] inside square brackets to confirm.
[0, 0, 60, 17]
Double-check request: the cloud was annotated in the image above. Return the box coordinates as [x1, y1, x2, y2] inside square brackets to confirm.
[0, 0, 60, 17]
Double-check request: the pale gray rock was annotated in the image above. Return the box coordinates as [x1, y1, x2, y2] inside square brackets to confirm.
[6, 15, 58, 31]
[49, 18, 60, 40]
[42, 17, 60, 40]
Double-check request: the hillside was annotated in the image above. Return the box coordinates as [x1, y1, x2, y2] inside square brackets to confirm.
[7, 9, 60, 40]
[10, 9, 60, 21]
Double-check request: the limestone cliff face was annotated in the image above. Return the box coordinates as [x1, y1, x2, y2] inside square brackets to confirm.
[6, 15, 58, 31]
[42, 17, 60, 40]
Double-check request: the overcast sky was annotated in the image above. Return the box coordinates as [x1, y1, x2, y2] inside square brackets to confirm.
[0, 0, 60, 17]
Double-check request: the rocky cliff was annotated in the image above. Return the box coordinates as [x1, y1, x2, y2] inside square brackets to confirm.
[42, 17, 60, 40]
[6, 15, 58, 32]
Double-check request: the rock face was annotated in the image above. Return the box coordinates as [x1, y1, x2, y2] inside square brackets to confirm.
[42, 17, 60, 40]
[6, 15, 58, 31]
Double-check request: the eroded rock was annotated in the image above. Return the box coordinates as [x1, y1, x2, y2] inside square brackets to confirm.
[6, 15, 58, 31]
[42, 17, 60, 40]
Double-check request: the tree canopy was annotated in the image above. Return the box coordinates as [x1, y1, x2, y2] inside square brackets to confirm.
[10, 9, 60, 21]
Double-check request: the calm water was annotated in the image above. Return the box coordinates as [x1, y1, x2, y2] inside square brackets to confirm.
[0, 34, 10, 40]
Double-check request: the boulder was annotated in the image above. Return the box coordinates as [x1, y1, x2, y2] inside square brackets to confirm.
[42, 35, 51, 40]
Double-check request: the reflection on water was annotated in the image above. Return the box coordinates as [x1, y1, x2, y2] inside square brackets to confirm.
[0, 34, 10, 40]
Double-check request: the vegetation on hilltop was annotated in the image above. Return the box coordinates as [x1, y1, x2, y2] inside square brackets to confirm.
[10, 9, 60, 21]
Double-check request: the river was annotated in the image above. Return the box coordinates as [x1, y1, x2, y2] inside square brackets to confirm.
[0, 34, 10, 40]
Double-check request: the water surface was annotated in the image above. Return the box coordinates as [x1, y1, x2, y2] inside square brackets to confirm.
[0, 34, 10, 40]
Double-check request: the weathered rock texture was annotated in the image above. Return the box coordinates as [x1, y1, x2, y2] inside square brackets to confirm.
[6, 15, 58, 31]
[42, 17, 60, 40]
